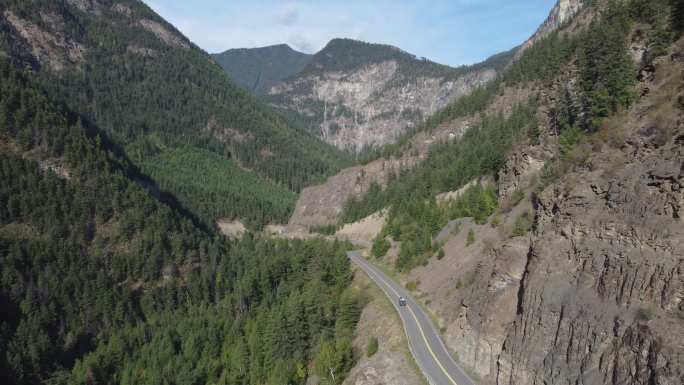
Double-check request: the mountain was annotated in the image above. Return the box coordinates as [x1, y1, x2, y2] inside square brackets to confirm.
[0, 3, 361, 385]
[212, 44, 312, 95]
[514, 0, 586, 58]
[262, 38, 510, 152]
[296, 1, 684, 384]
[0, 0, 350, 229]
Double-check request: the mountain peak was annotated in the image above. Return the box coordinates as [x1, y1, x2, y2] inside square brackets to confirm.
[320, 38, 412, 57]
[218, 43, 302, 56]
[211, 44, 312, 94]
[516, 0, 585, 57]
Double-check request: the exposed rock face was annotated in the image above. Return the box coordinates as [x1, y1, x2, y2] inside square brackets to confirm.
[266, 39, 499, 152]
[287, 157, 416, 230]
[493, 135, 684, 385]
[288, 117, 476, 229]
[516, 0, 586, 58]
[335, 210, 387, 249]
[496, 151, 545, 202]
[441, 41, 684, 385]
[139, 19, 189, 49]
[216, 219, 246, 238]
[288, 80, 539, 230]
[2, 10, 85, 71]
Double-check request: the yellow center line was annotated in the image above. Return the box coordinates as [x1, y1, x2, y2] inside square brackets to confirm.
[405, 303, 459, 385]
[354, 257, 460, 385]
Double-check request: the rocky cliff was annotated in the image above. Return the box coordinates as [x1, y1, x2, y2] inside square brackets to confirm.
[264, 38, 503, 152]
[413, 23, 684, 385]
[287, 115, 476, 230]
[334, 2, 684, 385]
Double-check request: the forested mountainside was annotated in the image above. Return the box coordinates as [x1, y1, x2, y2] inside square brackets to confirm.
[329, 0, 684, 384]
[0, 51, 360, 385]
[261, 38, 513, 152]
[0, 0, 351, 229]
[212, 44, 312, 95]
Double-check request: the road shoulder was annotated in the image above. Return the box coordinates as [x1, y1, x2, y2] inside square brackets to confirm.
[342, 266, 427, 385]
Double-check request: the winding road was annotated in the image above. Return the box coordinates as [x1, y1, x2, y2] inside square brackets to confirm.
[347, 251, 476, 385]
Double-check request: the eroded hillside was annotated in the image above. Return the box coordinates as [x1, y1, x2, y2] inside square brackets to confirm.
[264, 38, 509, 152]
[322, 1, 684, 384]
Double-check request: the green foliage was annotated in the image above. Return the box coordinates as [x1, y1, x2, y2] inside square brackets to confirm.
[672, 0, 684, 35]
[436, 248, 445, 260]
[578, 3, 636, 130]
[366, 337, 379, 357]
[512, 212, 533, 237]
[510, 189, 526, 207]
[0, 1, 350, 227]
[312, 224, 341, 235]
[313, 337, 355, 385]
[369, 0, 654, 167]
[505, 32, 577, 84]
[629, 0, 678, 62]
[212, 44, 312, 95]
[344, 107, 533, 224]
[371, 234, 391, 258]
[140, 146, 296, 229]
[559, 125, 585, 156]
[343, 107, 531, 271]
[0, 57, 359, 385]
[466, 229, 476, 247]
[447, 184, 499, 225]
[528, 121, 541, 145]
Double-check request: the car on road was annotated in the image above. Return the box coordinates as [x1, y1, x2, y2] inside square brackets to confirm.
[398, 296, 407, 307]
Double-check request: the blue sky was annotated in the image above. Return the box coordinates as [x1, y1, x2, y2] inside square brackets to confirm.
[144, 0, 557, 67]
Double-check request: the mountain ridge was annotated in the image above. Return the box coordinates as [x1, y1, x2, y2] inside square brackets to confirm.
[0, 0, 350, 228]
[261, 37, 505, 152]
[212, 43, 312, 95]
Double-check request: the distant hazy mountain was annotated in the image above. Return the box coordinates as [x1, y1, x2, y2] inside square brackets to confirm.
[212, 44, 312, 95]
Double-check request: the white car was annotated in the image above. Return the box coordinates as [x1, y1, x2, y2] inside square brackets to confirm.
[398, 296, 407, 307]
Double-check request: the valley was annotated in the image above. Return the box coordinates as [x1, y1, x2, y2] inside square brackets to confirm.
[1, 1, 683, 385]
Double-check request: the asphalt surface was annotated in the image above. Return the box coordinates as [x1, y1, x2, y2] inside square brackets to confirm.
[347, 251, 477, 385]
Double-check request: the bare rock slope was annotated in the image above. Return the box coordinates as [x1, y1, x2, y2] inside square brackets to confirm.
[265, 38, 502, 152]
[408, 32, 684, 385]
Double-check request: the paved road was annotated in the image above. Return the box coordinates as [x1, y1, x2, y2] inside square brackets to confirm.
[347, 251, 476, 385]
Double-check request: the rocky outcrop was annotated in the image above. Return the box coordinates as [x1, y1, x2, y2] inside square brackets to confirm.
[496, 151, 545, 202]
[515, 0, 586, 58]
[440, 39, 684, 385]
[288, 117, 476, 229]
[2, 10, 85, 71]
[266, 39, 498, 152]
[287, 157, 416, 230]
[493, 134, 684, 385]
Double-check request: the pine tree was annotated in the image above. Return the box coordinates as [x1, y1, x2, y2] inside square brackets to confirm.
[672, 0, 684, 35]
